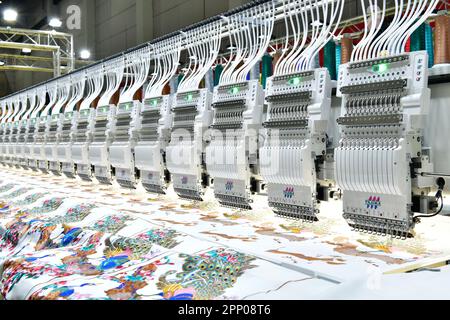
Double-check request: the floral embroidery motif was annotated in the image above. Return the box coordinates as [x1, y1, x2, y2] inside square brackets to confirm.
[1, 188, 31, 201]
[12, 193, 48, 206]
[89, 214, 131, 234]
[157, 248, 256, 300]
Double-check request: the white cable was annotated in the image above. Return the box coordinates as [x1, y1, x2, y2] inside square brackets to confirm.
[52, 79, 71, 115]
[178, 21, 222, 92]
[98, 57, 124, 107]
[23, 90, 37, 120]
[119, 47, 151, 103]
[31, 85, 47, 119]
[41, 83, 58, 117]
[351, 0, 369, 61]
[80, 65, 104, 110]
[3, 99, 13, 123]
[16, 95, 29, 121]
[65, 73, 85, 112]
[398, 0, 439, 54]
[386, 0, 413, 54]
[146, 36, 181, 97]
[11, 97, 21, 122]
[0, 101, 6, 123]
[219, 2, 274, 86]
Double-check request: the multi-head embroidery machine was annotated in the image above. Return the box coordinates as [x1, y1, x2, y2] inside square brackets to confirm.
[206, 2, 274, 209]
[165, 22, 222, 201]
[0, 0, 449, 240]
[135, 36, 181, 195]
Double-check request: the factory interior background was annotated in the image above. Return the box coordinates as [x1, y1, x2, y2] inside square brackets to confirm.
[0, 0, 450, 301]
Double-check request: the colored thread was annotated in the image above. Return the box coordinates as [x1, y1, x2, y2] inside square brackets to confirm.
[261, 54, 273, 89]
[411, 23, 426, 52]
[434, 14, 450, 65]
[425, 23, 435, 67]
[214, 64, 223, 87]
[336, 44, 342, 73]
[324, 41, 337, 80]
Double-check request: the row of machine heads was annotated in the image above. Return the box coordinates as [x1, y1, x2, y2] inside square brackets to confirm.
[0, 51, 442, 239]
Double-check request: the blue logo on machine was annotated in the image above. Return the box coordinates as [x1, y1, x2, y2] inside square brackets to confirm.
[181, 176, 188, 185]
[225, 181, 234, 191]
[366, 196, 381, 209]
[283, 187, 294, 199]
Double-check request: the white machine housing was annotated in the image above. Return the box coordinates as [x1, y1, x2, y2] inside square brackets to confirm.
[46, 113, 66, 174]
[109, 101, 142, 188]
[16, 119, 29, 167]
[34, 115, 51, 172]
[88, 104, 117, 184]
[135, 95, 173, 194]
[166, 89, 212, 201]
[206, 79, 265, 209]
[9, 121, 20, 166]
[335, 51, 434, 238]
[71, 108, 96, 181]
[24, 117, 39, 170]
[260, 68, 332, 221]
[57, 111, 79, 177]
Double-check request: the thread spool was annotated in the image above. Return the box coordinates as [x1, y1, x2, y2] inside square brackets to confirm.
[324, 41, 337, 80]
[410, 23, 426, 52]
[336, 43, 342, 71]
[261, 54, 272, 89]
[340, 36, 353, 65]
[434, 13, 450, 65]
[214, 64, 223, 87]
[425, 23, 434, 68]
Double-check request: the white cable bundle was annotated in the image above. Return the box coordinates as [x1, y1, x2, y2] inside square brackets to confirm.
[23, 90, 37, 120]
[16, 94, 29, 121]
[79, 65, 104, 110]
[275, 0, 344, 75]
[351, 0, 440, 62]
[119, 47, 151, 104]
[0, 101, 6, 123]
[3, 99, 13, 123]
[177, 21, 222, 93]
[31, 85, 47, 119]
[145, 36, 182, 99]
[10, 97, 20, 122]
[41, 83, 58, 117]
[52, 79, 71, 115]
[65, 72, 86, 112]
[98, 56, 125, 107]
[219, 2, 275, 86]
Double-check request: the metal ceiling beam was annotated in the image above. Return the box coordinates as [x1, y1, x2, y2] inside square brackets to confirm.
[0, 25, 75, 77]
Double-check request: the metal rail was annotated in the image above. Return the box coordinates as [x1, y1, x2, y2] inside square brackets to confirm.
[0, 26, 74, 77]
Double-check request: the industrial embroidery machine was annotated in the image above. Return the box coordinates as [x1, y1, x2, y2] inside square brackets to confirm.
[0, 0, 449, 240]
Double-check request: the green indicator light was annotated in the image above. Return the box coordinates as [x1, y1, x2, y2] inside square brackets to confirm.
[186, 93, 193, 102]
[229, 87, 240, 94]
[288, 77, 301, 86]
[372, 63, 389, 73]
[152, 99, 158, 106]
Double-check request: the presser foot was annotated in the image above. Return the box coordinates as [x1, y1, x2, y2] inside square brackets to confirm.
[343, 212, 414, 239]
[270, 202, 319, 222]
[142, 183, 166, 195]
[214, 193, 253, 210]
[174, 188, 204, 201]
